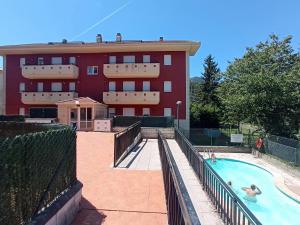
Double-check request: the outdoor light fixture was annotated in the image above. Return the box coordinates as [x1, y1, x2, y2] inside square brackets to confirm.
[176, 101, 182, 129]
[75, 100, 80, 107]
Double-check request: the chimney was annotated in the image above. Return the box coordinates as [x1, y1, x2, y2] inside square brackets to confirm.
[159, 37, 164, 42]
[96, 34, 102, 43]
[116, 33, 122, 42]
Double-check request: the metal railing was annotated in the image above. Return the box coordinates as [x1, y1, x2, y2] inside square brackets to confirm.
[114, 121, 141, 167]
[158, 131, 201, 225]
[175, 128, 262, 225]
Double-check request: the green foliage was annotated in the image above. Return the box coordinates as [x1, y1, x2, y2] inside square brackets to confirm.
[190, 55, 222, 128]
[218, 35, 300, 137]
[201, 54, 221, 105]
[190, 103, 220, 128]
[0, 123, 76, 225]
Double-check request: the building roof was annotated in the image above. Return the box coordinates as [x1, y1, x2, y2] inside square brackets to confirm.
[0, 40, 200, 56]
[56, 97, 107, 106]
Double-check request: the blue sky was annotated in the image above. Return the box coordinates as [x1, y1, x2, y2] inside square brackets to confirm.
[0, 0, 300, 76]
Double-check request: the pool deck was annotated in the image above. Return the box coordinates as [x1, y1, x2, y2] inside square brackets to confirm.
[210, 153, 300, 202]
[71, 132, 167, 225]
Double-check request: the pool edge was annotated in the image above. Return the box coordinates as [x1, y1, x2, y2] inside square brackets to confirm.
[207, 157, 300, 204]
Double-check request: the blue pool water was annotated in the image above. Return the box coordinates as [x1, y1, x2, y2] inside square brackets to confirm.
[207, 159, 300, 225]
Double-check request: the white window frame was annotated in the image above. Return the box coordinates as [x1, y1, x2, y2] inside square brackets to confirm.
[143, 55, 151, 63]
[143, 108, 150, 116]
[164, 108, 172, 117]
[164, 81, 172, 92]
[69, 82, 76, 92]
[19, 83, 25, 92]
[109, 81, 116, 91]
[37, 57, 44, 65]
[87, 66, 98, 75]
[123, 81, 135, 91]
[108, 108, 116, 118]
[51, 82, 62, 92]
[51, 57, 62, 65]
[143, 81, 150, 91]
[123, 55, 135, 64]
[19, 107, 25, 116]
[20, 58, 26, 67]
[109, 56, 117, 64]
[69, 57, 76, 65]
[123, 108, 135, 116]
[164, 54, 172, 65]
[37, 82, 44, 92]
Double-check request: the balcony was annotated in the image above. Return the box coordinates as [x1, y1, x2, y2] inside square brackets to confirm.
[22, 64, 79, 79]
[21, 92, 78, 105]
[103, 91, 160, 105]
[103, 63, 160, 78]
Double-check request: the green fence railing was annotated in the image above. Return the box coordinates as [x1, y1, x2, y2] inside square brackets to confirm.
[0, 122, 77, 225]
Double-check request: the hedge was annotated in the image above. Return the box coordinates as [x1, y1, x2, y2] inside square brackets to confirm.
[113, 116, 174, 128]
[0, 122, 76, 225]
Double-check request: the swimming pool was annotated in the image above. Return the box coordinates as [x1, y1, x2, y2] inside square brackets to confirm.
[207, 158, 300, 225]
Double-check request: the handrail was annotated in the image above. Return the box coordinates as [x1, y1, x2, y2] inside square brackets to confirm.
[113, 121, 141, 167]
[175, 128, 262, 225]
[158, 131, 201, 225]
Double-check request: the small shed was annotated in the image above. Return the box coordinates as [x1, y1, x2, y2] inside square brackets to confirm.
[56, 97, 107, 131]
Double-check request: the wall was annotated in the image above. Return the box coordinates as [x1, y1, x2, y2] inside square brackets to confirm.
[5, 51, 187, 120]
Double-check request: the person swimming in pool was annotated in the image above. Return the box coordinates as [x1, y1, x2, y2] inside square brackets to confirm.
[211, 152, 217, 163]
[242, 184, 262, 202]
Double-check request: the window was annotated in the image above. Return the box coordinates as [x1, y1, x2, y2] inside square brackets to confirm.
[123, 81, 135, 91]
[69, 82, 76, 91]
[143, 55, 151, 63]
[108, 108, 116, 118]
[123, 108, 135, 116]
[109, 56, 117, 64]
[51, 57, 62, 65]
[37, 82, 43, 92]
[20, 58, 26, 67]
[109, 81, 116, 91]
[123, 55, 135, 64]
[164, 81, 172, 92]
[69, 57, 76, 65]
[51, 82, 62, 92]
[37, 57, 44, 65]
[87, 66, 98, 75]
[164, 55, 172, 65]
[164, 108, 172, 117]
[19, 83, 25, 92]
[143, 108, 150, 116]
[19, 107, 25, 116]
[143, 81, 150, 91]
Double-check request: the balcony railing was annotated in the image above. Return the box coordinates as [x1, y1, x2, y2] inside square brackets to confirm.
[103, 91, 160, 105]
[22, 65, 79, 79]
[103, 63, 160, 78]
[21, 92, 78, 105]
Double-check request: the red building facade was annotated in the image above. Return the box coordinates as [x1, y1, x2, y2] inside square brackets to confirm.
[0, 37, 200, 129]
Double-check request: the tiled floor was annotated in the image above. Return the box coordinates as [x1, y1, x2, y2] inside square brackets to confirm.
[71, 132, 167, 225]
[117, 139, 161, 170]
[167, 139, 224, 225]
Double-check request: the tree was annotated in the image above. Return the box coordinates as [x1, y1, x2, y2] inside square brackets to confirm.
[218, 35, 300, 137]
[201, 55, 221, 106]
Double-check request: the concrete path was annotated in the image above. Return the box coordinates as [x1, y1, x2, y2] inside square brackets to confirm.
[118, 139, 161, 170]
[167, 139, 224, 225]
[71, 132, 167, 225]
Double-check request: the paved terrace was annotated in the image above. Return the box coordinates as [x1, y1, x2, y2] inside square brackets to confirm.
[71, 132, 167, 225]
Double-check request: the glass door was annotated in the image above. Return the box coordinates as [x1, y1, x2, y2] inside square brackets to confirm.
[80, 107, 92, 129]
[70, 108, 78, 129]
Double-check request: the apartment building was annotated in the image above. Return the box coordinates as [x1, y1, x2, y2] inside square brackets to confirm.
[0, 34, 200, 130]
